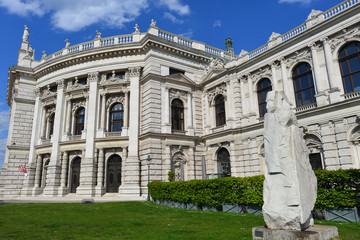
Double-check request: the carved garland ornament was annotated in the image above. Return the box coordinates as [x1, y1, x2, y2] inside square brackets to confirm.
[106, 95, 124, 109]
[330, 27, 360, 53]
[207, 83, 227, 105]
[169, 89, 188, 103]
[71, 99, 86, 112]
[285, 49, 312, 68]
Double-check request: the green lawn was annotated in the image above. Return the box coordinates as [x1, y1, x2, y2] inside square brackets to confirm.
[0, 202, 359, 239]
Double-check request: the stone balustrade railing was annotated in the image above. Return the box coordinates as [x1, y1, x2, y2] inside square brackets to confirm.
[343, 90, 360, 100]
[246, 0, 359, 60]
[295, 103, 317, 112]
[39, 0, 358, 65]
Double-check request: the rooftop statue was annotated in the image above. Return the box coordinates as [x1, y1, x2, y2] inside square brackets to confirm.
[225, 38, 234, 54]
[22, 25, 29, 42]
[151, 19, 156, 27]
[263, 91, 317, 231]
[134, 24, 140, 33]
[95, 30, 102, 39]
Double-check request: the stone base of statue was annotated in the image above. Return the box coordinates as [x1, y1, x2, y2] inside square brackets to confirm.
[252, 225, 338, 240]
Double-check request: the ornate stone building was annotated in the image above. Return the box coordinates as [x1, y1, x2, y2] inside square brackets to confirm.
[1, 0, 359, 198]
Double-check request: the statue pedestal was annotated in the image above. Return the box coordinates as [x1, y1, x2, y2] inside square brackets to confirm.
[252, 225, 338, 240]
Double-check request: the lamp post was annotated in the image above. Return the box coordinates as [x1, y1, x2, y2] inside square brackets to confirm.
[146, 155, 152, 201]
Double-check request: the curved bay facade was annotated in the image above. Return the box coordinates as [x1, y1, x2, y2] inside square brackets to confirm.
[1, 0, 360, 198]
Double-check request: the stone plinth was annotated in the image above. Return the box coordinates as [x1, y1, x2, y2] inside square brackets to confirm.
[252, 225, 338, 240]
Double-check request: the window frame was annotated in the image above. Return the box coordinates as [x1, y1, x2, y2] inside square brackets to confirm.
[292, 62, 316, 107]
[109, 103, 124, 132]
[257, 78, 272, 118]
[74, 107, 85, 135]
[215, 95, 226, 127]
[338, 41, 360, 93]
[171, 99, 185, 131]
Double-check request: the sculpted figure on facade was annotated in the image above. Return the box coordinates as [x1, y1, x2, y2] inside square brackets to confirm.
[263, 91, 317, 231]
[134, 24, 140, 33]
[209, 57, 225, 69]
[22, 25, 29, 42]
[151, 19, 156, 27]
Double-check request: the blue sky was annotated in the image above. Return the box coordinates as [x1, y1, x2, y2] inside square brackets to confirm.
[0, 0, 344, 169]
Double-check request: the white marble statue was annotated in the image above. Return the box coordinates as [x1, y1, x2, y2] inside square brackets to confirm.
[22, 25, 29, 42]
[263, 91, 317, 231]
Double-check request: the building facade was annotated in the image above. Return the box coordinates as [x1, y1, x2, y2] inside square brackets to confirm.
[0, 0, 360, 198]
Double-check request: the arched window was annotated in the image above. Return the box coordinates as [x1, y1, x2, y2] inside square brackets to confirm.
[109, 103, 123, 132]
[215, 95, 226, 127]
[339, 41, 360, 93]
[217, 148, 231, 177]
[292, 63, 316, 107]
[171, 99, 184, 131]
[48, 113, 55, 137]
[257, 78, 272, 118]
[74, 107, 85, 135]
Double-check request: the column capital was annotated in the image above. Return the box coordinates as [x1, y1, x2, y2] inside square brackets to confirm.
[321, 37, 330, 44]
[88, 72, 99, 82]
[56, 79, 65, 89]
[128, 67, 142, 77]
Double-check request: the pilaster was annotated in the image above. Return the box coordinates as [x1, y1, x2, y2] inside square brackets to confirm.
[119, 67, 142, 196]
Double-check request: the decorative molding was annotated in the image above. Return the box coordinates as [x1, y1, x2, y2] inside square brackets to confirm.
[41, 85, 56, 99]
[46, 106, 56, 118]
[330, 27, 360, 53]
[66, 77, 88, 92]
[34, 88, 40, 97]
[88, 72, 99, 82]
[285, 49, 312, 68]
[253, 66, 272, 81]
[128, 67, 141, 77]
[169, 89, 188, 103]
[106, 94, 125, 109]
[207, 83, 227, 105]
[239, 75, 248, 83]
[209, 57, 225, 69]
[56, 79, 65, 89]
[100, 72, 127, 85]
[71, 99, 86, 112]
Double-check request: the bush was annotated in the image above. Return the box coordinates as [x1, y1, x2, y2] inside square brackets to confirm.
[148, 169, 360, 209]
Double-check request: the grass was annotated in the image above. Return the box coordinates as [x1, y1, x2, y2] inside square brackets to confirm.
[0, 202, 359, 240]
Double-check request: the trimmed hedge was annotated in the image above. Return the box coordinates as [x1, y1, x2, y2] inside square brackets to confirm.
[148, 169, 360, 209]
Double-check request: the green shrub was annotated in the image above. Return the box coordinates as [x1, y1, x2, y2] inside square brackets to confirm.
[168, 171, 175, 182]
[148, 169, 360, 209]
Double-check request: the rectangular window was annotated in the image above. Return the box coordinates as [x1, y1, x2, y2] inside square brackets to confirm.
[169, 68, 185, 75]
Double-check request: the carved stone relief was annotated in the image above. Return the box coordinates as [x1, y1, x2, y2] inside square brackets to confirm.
[71, 99, 86, 112]
[106, 94, 125, 109]
[330, 27, 360, 53]
[169, 89, 188, 103]
[207, 83, 227, 105]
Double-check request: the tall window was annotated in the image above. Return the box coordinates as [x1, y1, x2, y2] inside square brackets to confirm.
[74, 107, 85, 135]
[109, 103, 124, 132]
[217, 148, 231, 177]
[215, 95, 226, 127]
[339, 41, 360, 93]
[48, 113, 55, 137]
[257, 78, 272, 118]
[292, 63, 316, 107]
[171, 99, 184, 131]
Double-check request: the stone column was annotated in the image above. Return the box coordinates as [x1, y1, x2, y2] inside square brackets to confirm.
[40, 106, 47, 140]
[32, 155, 43, 196]
[162, 85, 171, 133]
[43, 80, 65, 197]
[225, 79, 234, 128]
[58, 151, 69, 196]
[270, 62, 279, 91]
[65, 99, 72, 135]
[279, 58, 295, 106]
[122, 90, 129, 136]
[119, 67, 142, 196]
[82, 95, 89, 139]
[187, 93, 194, 135]
[247, 74, 257, 121]
[322, 37, 341, 103]
[98, 93, 106, 137]
[239, 77, 248, 119]
[309, 43, 329, 106]
[95, 148, 105, 196]
[77, 72, 99, 197]
[21, 88, 41, 196]
[204, 93, 211, 134]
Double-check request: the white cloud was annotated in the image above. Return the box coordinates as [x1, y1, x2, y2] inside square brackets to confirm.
[213, 20, 222, 28]
[158, 0, 190, 15]
[0, 0, 190, 31]
[164, 12, 184, 24]
[279, 0, 312, 4]
[179, 29, 193, 39]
